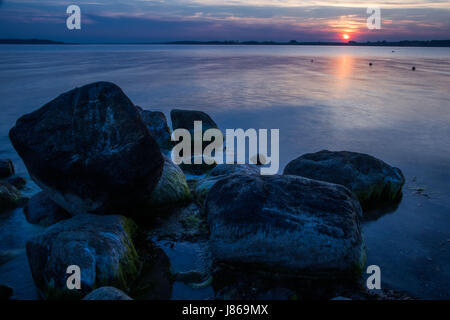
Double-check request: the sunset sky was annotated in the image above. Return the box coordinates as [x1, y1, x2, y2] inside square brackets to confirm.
[0, 0, 449, 43]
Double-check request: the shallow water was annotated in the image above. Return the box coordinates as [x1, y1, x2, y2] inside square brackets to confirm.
[0, 45, 449, 299]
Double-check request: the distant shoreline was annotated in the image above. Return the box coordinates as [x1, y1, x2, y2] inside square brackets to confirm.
[1, 38, 450, 47]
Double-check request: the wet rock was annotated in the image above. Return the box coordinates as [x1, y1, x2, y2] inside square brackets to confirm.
[130, 245, 172, 300]
[179, 155, 217, 177]
[0, 181, 25, 212]
[24, 192, 71, 227]
[0, 159, 14, 178]
[9, 82, 164, 217]
[205, 174, 365, 278]
[7, 176, 26, 190]
[147, 202, 208, 242]
[331, 296, 351, 300]
[0, 285, 13, 300]
[83, 287, 132, 300]
[149, 156, 191, 209]
[26, 214, 141, 299]
[156, 240, 212, 287]
[170, 109, 220, 176]
[193, 164, 259, 204]
[138, 107, 173, 151]
[283, 150, 404, 208]
[170, 109, 218, 135]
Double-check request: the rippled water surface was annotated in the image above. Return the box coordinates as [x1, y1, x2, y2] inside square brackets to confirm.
[0, 45, 449, 299]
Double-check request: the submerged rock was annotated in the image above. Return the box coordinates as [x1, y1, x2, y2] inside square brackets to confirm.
[0, 181, 25, 212]
[9, 82, 164, 217]
[205, 174, 365, 278]
[149, 156, 191, 208]
[83, 287, 132, 300]
[147, 202, 208, 242]
[0, 159, 14, 179]
[26, 214, 141, 299]
[283, 150, 404, 208]
[138, 107, 173, 151]
[193, 164, 259, 204]
[130, 244, 173, 300]
[24, 192, 71, 227]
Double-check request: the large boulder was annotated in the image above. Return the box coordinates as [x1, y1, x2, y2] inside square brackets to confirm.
[0, 159, 14, 179]
[149, 156, 191, 208]
[283, 150, 405, 208]
[26, 214, 141, 299]
[9, 82, 164, 216]
[137, 107, 173, 151]
[0, 181, 24, 212]
[83, 287, 132, 300]
[193, 164, 259, 204]
[24, 192, 71, 227]
[205, 174, 365, 278]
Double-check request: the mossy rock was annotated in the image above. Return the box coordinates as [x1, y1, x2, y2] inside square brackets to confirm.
[284, 150, 405, 209]
[149, 156, 191, 208]
[26, 214, 141, 299]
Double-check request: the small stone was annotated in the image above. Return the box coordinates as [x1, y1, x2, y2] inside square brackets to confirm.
[0, 159, 14, 178]
[7, 176, 26, 189]
[24, 191, 71, 227]
[0, 182, 24, 212]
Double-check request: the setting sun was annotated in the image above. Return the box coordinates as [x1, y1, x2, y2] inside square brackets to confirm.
[342, 34, 350, 40]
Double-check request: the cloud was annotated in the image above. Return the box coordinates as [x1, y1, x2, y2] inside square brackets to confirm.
[0, 0, 449, 41]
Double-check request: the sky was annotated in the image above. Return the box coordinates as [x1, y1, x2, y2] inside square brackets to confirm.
[0, 0, 449, 43]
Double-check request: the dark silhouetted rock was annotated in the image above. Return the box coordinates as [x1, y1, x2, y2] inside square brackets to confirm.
[24, 192, 71, 227]
[137, 108, 173, 151]
[0, 285, 13, 300]
[170, 109, 220, 176]
[0, 181, 24, 212]
[283, 150, 404, 208]
[170, 109, 218, 134]
[26, 214, 141, 299]
[7, 176, 26, 189]
[0, 159, 14, 178]
[205, 174, 365, 278]
[9, 82, 164, 217]
[83, 287, 132, 300]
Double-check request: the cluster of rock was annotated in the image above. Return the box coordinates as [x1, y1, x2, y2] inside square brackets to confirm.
[6, 82, 405, 300]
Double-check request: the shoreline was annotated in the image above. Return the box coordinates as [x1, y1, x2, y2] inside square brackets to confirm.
[1, 39, 450, 47]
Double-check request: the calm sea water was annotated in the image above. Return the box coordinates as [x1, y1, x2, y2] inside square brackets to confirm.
[0, 45, 449, 299]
